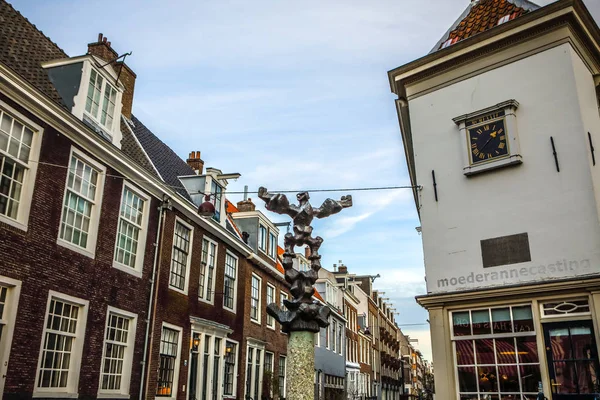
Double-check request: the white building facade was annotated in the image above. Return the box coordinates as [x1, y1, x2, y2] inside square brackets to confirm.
[388, 0, 600, 399]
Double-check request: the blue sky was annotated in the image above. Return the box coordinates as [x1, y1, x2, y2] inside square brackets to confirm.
[12, 0, 599, 361]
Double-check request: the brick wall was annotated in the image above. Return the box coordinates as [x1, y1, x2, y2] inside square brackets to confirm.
[146, 207, 289, 400]
[0, 94, 158, 399]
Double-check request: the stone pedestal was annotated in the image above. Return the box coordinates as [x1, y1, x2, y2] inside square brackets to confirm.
[287, 331, 315, 400]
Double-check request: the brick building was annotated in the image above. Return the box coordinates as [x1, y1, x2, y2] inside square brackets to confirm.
[0, 1, 290, 399]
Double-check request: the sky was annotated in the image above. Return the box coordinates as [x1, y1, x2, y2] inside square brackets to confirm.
[11, 0, 600, 362]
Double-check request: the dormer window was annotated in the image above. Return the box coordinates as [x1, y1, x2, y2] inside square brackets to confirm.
[85, 69, 117, 134]
[268, 232, 277, 259]
[42, 55, 124, 148]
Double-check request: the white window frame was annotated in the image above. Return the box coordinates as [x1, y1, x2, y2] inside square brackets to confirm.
[34, 291, 89, 397]
[245, 342, 265, 400]
[278, 355, 287, 398]
[82, 66, 120, 136]
[250, 274, 262, 324]
[97, 307, 137, 398]
[258, 224, 267, 253]
[280, 291, 288, 334]
[112, 182, 150, 278]
[223, 338, 239, 399]
[156, 322, 182, 400]
[264, 351, 275, 398]
[268, 232, 277, 259]
[169, 217, 193, 295]
[223, 251, 238, 313]
[0, 101, 43, 231]
[199, 236, 218, 304]
[332, 321, 337, 353]
[338, 322, 343, 355]
[266, 283, 276, 330]
[0, 276, 22, 397]
[57, 147, 106, 258]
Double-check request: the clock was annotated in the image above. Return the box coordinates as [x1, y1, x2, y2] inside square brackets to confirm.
[453, 100, 522, 176]
[467, 118, 508, 165]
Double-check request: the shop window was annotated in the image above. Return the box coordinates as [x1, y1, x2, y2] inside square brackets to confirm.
[452, 305, 540, 399]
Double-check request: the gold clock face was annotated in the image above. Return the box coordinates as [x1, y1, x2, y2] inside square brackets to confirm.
[467, 118, 508, 164]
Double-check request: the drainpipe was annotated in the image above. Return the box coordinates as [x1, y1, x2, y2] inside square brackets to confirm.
[139, 195, 170, 400]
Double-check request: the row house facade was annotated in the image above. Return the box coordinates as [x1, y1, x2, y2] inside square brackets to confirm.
[315, 265, 347, 400]
[0, 2, 290, 399]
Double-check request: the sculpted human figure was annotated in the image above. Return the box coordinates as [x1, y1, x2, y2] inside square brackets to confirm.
[258, 187, 352, 332]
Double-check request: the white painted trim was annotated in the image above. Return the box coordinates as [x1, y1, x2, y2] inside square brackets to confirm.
[56, 146, 106, 258]
[250, 273, 262, 324]
[223, 250, 238, 314]
[0, 100, 44, 231]
[266, 283, 276, 330]
[112, 181, 150, 278]
[158, 322, 183, 400]
[280, 290, 289, 335]
[169, 217, 194, 295]
[34, 291, 89, 397]
[222, 338, 239, 398]
[0, 276, 21, 397]
[258, 223, 267, 254]
[198, 236, 218, 304]
[97, 306, 138, 397]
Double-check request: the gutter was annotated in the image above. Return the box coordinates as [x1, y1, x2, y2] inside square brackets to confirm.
[139, 196, 170, 400]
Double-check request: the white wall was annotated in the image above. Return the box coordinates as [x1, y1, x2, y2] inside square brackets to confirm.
[409, 43, 600, 294]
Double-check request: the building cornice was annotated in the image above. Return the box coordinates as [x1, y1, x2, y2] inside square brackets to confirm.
[416, 274, 600, 308]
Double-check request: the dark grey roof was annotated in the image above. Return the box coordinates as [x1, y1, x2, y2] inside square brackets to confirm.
[129, 115, 195, 200]
[120, 118, 161, 180]
[0, 0, 68, 106]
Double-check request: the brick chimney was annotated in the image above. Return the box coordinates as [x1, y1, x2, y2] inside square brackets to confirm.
[304, 246, 310, 259]
[338, 265, 348, 274]
[186, 151, 204, 175]
[237, 198, 256, 212]
[87, 33, 137, 119]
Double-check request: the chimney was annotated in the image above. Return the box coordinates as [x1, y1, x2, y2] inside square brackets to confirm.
[304, 246, 310, 259]
[186, 151, 204, 175]
[237, 198, 256, 212]
[338, 265, 348, 274]
[87, 33, 137, 119]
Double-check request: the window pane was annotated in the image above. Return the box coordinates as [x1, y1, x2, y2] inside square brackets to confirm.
[552, 361, 578, 394]
[456, 340, 475, 365]
[512, 306, 534, 333]
[453, 311, 471, 336]
[478, 365, 498, 392]
[472, 310, 491, 335]
[519, 364, 541, 392]
[549, 328, 572, 360]
[475, 339, 495, 365]
[498, 364, 519, 392]
[516, 336, 538, 364]
[457, 366, 477, 392]
[495, 338, 516, 364]
[575, 361, 599, 393]
[492, 308, 512, 334]
[571, 326, 594, 359]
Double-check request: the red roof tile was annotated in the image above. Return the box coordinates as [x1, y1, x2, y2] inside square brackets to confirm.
[434, 0, 539, 52]
[314, 289, 325, 302]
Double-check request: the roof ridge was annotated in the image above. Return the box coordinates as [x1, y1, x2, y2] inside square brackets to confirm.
[4, 0, 68, 58]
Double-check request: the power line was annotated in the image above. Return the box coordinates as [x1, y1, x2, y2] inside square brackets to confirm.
[31, 160, 420, 194]
[397, 323, 429, 326]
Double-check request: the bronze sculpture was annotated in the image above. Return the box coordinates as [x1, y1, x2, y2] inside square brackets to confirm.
[258, 187, 352, 333]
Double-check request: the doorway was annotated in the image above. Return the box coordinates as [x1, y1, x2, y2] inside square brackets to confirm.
[543, 320, 600, 399]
